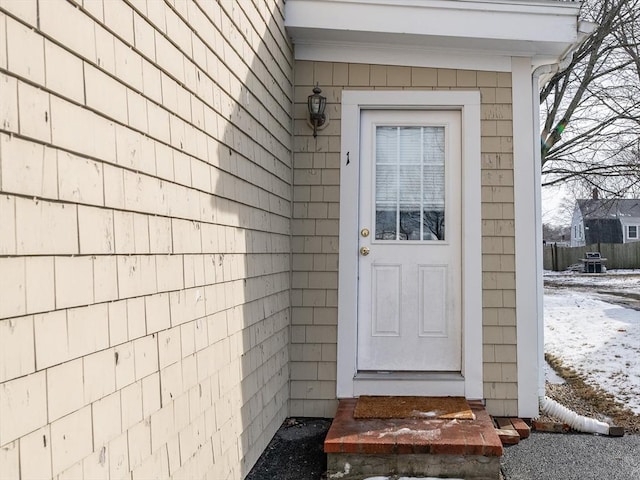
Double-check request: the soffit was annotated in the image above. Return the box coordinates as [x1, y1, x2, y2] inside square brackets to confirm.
[285, 0, 583, 69]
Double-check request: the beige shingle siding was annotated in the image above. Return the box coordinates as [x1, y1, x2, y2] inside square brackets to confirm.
[0, 1, 292, 478]
[478, 73, 517, 417]
[292, 62, 518, 417]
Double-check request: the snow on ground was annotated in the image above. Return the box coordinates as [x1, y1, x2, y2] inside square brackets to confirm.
[544, 284, 640, 414]
[544, 360, 566, 385]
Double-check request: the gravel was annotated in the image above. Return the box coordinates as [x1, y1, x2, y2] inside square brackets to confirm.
[246, 418, 331, 480]
[501, 432, 640, 479]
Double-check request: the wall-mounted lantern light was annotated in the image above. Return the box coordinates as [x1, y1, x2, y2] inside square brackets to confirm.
[307, 84, 326, 137]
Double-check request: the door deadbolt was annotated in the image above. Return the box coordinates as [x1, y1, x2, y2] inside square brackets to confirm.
[361, 228, 370, 237]
[360, 246, 370, 256]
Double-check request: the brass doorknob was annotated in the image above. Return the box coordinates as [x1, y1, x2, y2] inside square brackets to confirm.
[360, 246, 370, 256]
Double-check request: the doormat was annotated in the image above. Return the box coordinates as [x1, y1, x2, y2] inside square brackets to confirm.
[353, 396, 475, 420]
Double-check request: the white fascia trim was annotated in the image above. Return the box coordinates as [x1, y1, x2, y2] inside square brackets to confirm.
[336, 90, 482, 399]
[286, 0, 581, 48]
[322, 0, 580, 14]
[293, 42, 513, 73]
[512, 56, 540, 418]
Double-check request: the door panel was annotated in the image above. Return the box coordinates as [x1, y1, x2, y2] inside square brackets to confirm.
[418, 265, 447, 337]
[357, 110, 462, 372]
[371, 264, 401, 336]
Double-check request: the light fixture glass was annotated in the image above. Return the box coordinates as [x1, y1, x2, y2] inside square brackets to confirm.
[307, 84, 326, 137]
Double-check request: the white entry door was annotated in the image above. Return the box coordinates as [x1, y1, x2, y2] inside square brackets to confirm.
[357, 109, 462, 372]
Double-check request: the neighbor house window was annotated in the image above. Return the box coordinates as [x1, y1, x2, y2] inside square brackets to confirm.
[628, 225, 638, 239]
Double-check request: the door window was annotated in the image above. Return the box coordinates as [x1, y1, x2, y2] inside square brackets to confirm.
[375, 126, 445, 241]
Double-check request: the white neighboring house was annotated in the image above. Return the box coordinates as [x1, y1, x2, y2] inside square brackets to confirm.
[571, 199, 640, 247]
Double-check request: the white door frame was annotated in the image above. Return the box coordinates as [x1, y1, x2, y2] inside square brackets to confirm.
[337, 90, 483, 399]
[357, 110, 463, 372]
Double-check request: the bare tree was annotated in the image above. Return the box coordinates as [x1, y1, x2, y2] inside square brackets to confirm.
[540, 0, 640, 197]
[542, 223, 571, 243]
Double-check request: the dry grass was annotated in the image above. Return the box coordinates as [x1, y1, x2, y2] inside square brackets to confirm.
[544, 353, 640, 434]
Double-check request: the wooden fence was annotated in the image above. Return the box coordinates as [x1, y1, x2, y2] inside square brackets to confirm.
[544, 241, 640, 271]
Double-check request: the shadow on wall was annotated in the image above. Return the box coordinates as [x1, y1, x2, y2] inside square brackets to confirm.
[204, 1, 293, 477]
[127, 1, 294, 476]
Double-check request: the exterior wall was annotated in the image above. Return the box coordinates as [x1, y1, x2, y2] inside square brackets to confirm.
[570, 205, 585, 247]
[584, 219, 623, 245]
[291, 61, 518, 416]
[0, 1, 292, 479]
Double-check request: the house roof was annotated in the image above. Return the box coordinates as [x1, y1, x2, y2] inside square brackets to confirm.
[577, 199, 640, 221]
[285, 0, 589, 71]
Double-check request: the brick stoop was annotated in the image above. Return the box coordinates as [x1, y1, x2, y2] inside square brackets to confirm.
[324, 398, 503, 480]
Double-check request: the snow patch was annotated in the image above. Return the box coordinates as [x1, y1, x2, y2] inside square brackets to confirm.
[377, 427, 441, 441]
[545, 288, 640, 414]
[545, 360, 566, 385]
[409, 410, 438, 418]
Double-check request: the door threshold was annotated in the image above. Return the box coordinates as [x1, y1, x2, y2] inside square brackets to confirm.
[355, 371, 464, 381]
[353, 372, 465, 396]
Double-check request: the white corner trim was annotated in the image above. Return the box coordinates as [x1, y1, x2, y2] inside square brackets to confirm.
[512, 56, 541, 418]
[461, 96, 483, 401]
[337, 90, 482, 399]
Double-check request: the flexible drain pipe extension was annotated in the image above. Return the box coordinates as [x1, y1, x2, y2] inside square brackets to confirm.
[540, 396, 610, 435]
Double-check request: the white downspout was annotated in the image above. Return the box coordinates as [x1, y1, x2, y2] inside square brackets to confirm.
[533, 20, 614, 435]
[540, 396, 611, 435]
[531, 62, 547, 408]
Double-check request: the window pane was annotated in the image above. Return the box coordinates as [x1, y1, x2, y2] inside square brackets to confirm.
[399, 127, 421, 164]
[423, 127, 445, 163]
[399, 165, 421, 206]
[376, 127, 397, 164]
[376, 165, 398, 206]
[376, 164, 398, 240]
[423, 209, 445, 240]
[376, 210, 397, 240]
[423, 165, 445, 209]
[423, 127, 445, 240]
[400, 211, 421, 240]
[399, 165, 421, 240]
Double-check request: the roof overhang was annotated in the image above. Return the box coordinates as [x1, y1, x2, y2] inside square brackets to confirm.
[285, 0, 586, 72]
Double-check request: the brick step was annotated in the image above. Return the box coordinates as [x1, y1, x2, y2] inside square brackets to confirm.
[325, 398, 504, 479]
[493, 417, 531, 445]
[531, 419, 570, 433]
